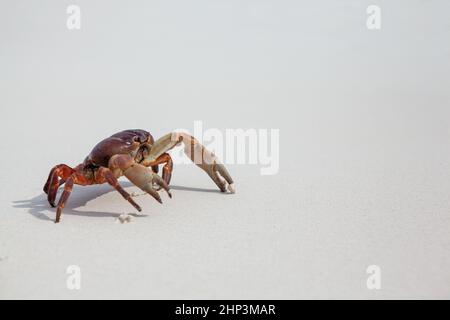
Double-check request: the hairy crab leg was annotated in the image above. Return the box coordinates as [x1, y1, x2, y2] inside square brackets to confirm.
[96, 167, 142, 212]
[143, 132, 235, 193]
[109, 154, 171, 205]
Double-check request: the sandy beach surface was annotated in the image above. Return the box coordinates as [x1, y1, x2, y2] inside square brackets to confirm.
[1, 1, 449, 299]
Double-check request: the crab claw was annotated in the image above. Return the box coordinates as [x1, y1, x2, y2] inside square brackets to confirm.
[152, 173, 172, 198]
[125, 164, 172, 203]
[109, 154, 172, 205]
[179, 133, 235, 194]
[144, 132, 236, 194]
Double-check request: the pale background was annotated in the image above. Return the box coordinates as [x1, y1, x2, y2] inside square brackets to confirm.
[1, 0, 449, 299]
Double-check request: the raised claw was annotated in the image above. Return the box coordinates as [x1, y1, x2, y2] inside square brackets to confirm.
[180, 133, 235, 193]
[205, 162, 235, 193]
[145, 132, 235, 194]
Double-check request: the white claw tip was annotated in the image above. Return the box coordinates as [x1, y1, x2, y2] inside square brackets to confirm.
[228, 183, 236, 194]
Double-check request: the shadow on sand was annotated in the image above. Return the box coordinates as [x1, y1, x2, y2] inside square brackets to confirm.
[13, 182, 219, 222]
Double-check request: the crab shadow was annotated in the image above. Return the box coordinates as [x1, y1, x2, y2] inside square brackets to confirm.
[13, 183, 219, 222]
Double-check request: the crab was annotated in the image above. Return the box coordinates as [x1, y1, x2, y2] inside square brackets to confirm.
[43, 130, 235, 223]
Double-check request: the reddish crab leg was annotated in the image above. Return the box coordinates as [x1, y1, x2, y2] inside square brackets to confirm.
[44, 164, 75, 207]
[44, 164, 72, 194]
[54, 171, 90, 223]
[55, 176, 75, 223]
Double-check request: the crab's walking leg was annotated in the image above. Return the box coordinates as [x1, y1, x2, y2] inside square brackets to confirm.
[55, 176, 75, 223]
[109, 154, 171, 205]
[44, 164, 73, 193]
[143, 133, 235, 193]
[54, 172, 90, 223]
[96, 167, 142, 212]
[44, 164, 75, 207]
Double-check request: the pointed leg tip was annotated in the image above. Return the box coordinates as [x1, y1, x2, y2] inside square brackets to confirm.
[228, 183, 236, 194]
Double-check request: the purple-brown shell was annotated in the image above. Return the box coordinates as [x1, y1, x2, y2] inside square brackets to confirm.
[85, 130, 154, 167]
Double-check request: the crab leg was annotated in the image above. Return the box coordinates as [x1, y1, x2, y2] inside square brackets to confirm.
[44, 164, 75, 207]
[55, 176, 75, 223]
[109, 154, 171, 205]
[54, 171, 91, 223]
[143, 132, 235, 193]
[96, 167, 142, 212]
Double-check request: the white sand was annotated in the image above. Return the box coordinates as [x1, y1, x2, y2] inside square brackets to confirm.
[1, 1, 450, 299]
